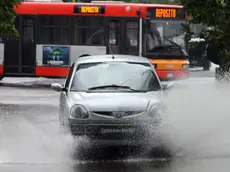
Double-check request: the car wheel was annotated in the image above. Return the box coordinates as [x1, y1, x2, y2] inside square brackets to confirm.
[203, 59, 210, 71]
[203, 64, 210, 71]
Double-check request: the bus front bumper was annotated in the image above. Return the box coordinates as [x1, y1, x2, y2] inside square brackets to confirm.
[156, 70, 189, 81]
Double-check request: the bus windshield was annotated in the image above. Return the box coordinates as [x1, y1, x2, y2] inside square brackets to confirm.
[144, 20, 188, 59]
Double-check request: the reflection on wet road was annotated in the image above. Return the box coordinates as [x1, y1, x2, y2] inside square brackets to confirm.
[2, 158, 230, 172]
[1, 69, 230, 172]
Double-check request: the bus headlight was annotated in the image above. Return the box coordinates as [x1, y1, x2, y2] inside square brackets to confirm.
[182, 64, 189, 69]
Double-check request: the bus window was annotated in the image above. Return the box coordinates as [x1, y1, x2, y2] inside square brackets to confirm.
[125, 21, 138, 55]
[40, 15, 69, 26]
[73, 16, 104, 46]
[40, 15, 70, 45]
[146, 23, 163, 51]
[24, 20, 34, 42]
[144, 21, 187, 56]
[108, 20, 121, 54]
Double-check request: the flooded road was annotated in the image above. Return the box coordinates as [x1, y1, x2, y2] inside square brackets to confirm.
[1, 68, 230, 172]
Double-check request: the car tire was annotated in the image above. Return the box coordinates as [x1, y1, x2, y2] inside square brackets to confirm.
[203, 58, 211, 71]
[203, 62, 210, 71]
[203, 66, 210, 71]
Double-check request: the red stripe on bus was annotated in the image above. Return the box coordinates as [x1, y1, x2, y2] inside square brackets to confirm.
[14, 2, 183, 17]
[156, 70, 189, 80]
[0, 65, 3, 75]
[16, 3, 74, 15]
[36, 66, 70, 77]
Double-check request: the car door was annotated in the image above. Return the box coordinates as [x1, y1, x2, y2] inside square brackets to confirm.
[60, 63, 75, 125]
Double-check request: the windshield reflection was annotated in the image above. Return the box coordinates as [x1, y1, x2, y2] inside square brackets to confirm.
[144, 20, 187, 57]
[70, 62, 161, 92]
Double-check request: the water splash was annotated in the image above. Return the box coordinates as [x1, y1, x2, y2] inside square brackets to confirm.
[159, 77, 230, 159]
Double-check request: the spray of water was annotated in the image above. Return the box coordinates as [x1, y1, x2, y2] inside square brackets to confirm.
[0, 88, 77, 164]
[2, 68, 230, 165]
[159, 75, 230, 159]
[0, 106, 76, 164]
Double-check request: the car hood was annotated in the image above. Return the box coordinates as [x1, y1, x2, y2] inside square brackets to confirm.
[68, 92, 162, 111]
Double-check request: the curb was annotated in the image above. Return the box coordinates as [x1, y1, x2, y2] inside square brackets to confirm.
[0, 82, 52, 88]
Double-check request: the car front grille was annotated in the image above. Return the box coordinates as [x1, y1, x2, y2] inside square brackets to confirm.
[92, 111, 143, 118]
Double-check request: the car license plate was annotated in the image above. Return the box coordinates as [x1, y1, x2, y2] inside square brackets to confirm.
[101, 128, 135, 134]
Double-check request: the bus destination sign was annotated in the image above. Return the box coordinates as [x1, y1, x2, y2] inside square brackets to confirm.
[156, 8, 176, 18]
[74, 5, 105, 14]
[148, 7, 185, 20]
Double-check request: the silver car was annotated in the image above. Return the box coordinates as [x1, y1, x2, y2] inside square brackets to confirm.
[51, 55, 173, 146]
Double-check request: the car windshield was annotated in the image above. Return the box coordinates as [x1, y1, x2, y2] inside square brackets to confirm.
[70, 61, 161, 92]
[144, 20, 188, 58]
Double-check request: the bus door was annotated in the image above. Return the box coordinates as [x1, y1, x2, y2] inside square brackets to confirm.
[105, 18, 125, 54]
[4, 16, 36, 76]
[4, 17, 20, 75]
[105, 18, 139, 55]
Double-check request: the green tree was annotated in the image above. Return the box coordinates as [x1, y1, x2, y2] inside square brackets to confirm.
[123, 0, 173, 3]
[181, 0, 230, 71]
[0, 0, 21, 36]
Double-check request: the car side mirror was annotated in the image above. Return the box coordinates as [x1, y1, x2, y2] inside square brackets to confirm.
[51, 83, 65, 92]
[162, 83, 174, 91]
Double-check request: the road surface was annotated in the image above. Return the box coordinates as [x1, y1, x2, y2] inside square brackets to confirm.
[1, 67, 230, 172]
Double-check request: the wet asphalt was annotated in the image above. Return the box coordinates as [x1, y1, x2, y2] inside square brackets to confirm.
[2, 67, 230, 172]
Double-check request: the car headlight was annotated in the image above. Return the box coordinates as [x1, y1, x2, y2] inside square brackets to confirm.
[70, 105, 89, 119]
[148, 104, 163, 119]
[182, 64, 189, 69]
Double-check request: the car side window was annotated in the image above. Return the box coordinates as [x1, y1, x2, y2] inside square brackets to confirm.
[146, 71, 161, 91]
[64, 63, 75, 88]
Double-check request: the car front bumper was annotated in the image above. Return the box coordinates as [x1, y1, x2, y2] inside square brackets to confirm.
[69, 120, 159, 146]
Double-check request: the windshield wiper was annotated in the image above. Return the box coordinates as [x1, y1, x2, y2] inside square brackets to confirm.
[163, 37, 184, 56]
[88, 84, 144, 92]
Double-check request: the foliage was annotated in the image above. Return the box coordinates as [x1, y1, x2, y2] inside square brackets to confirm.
[123, 0, 173, 4]
[181, 0, 230, 68]
[0, 0, 21, 36]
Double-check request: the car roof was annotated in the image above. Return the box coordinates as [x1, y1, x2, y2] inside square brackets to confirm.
[75, 54, 151, 64]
